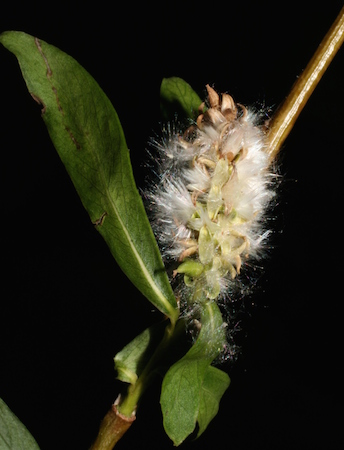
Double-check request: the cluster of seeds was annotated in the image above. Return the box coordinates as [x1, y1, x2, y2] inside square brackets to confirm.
[147, 85, 275, 306]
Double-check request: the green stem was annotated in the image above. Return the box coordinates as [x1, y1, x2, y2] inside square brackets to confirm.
[90, 318, 185, 449]
[117, 319, 181, 417]
[267, 5, 344, 160]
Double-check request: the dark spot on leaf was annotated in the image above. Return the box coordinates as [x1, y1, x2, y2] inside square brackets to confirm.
[93, 211, 107, 227]
[30, 92, 46, 114]
[34, 37, 52, 78]
[65, 126, 81, 150]
[52, 86, 63, 113]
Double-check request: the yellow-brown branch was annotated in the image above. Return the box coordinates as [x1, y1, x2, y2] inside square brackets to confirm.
[267, 6, 344, 160]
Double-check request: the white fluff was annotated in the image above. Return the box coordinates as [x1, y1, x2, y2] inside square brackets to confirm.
[145, 85, 276, 306]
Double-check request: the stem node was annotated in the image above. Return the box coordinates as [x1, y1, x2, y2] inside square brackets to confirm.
[89, 396, 136, 450]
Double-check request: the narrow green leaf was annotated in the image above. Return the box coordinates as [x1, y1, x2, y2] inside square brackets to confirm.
[160, 77, 202, 120]
[0, 31, 178, 322]
[160, 302, 229, 445]
[0, 398, 40, 450]
[114, 321, 167, 384]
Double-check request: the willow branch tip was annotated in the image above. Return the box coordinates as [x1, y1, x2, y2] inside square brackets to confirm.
[267, 5, 344, 160]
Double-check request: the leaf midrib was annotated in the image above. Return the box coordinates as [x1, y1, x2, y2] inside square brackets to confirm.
[41, 42, 177, 322]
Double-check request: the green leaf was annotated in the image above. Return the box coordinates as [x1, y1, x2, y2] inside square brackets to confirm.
[160, 77, 202, 120]
[114, 321, 167, 384]
[0, 398, 40, 450]
[197, 366, 230, 438]
[160, 302, 230, 445]
[0, 31, 178, 322]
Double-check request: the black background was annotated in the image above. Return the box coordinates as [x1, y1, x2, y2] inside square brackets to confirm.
[1, 2, 344, 449]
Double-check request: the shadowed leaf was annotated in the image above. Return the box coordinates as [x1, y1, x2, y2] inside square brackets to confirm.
[160, 77, 202, 120]
[160, 302, 230, 445]
[0, 398, 40, 450]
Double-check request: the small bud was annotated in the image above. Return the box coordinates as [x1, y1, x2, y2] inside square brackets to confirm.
[174, 259, 204, 278]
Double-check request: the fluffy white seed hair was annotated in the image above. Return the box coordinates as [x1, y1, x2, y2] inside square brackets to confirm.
[146, 85, 276, 307]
